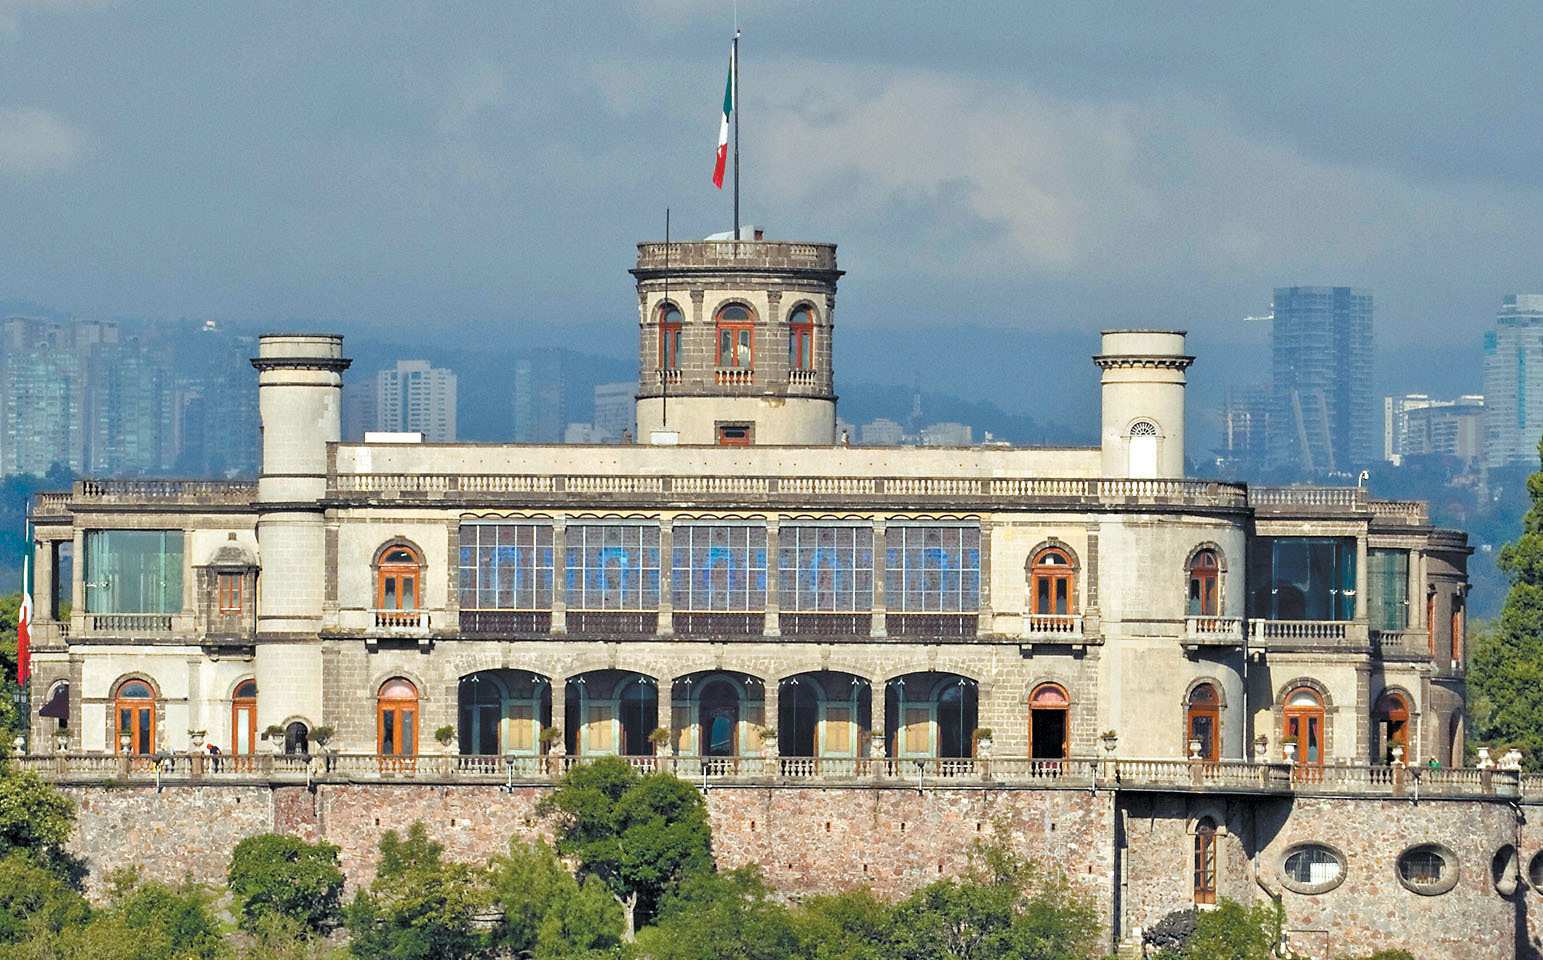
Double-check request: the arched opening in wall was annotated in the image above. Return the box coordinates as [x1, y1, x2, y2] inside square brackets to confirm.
[779, 672, 870, 764]
[658, 301, 683, 372]
[1186, 684, 1220, 760]
[1187, 550, 1220, 617]
[1028, 547, 1075, 631]
[788, 305, 814, 371]
[1528, 851, 1543, 892]
[885, 673, 977, 759]
[1283, 686, 1324, 769]
[1452, 594, 1465, 663]
[284, 721, 309, 756]
[114, 679, 155, 755]
[1128, 419, 1159, 478]
[377, 545, 422, 613]
[1028, 683, 1069, 760]
[459, 669, 553, 757]
[377, 678, 418, 761]
[1492, 844, 1521, 896]
[671, 671, 765, 768]
[231, 679, 257, 763]
[1193, 817, 1217, 905]
[1448, 712, 1464, 767]
[564, 671, 659, 757]
[1426, 593, 1435, 655]
[715, 303, 754, 371]
[1373, 691, 1410, 765]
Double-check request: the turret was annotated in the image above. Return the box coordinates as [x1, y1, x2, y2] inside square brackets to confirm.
[631, 238, 842, 445]
[1094, 330, 1193, 478]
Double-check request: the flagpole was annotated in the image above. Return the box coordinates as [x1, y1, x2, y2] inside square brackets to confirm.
[662, 207, 670, 429]
[732, 30, 740, 239]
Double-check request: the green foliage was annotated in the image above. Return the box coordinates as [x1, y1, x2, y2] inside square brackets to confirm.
[0, 593, 20, 748]
[345, 822, 490, 960]
[0, 763, 76, 858]
[227, 833, 344, 934]
[0, 850, 90, 945]
[1471, 438, 1543, 769]
[538, 757, 713, 933]
[1154, 899, 1279, 960]
[232, 913, 347, 960]
[491, 836, 624, 957]
[786, 888, 894, 960]
[4, 869, 231, 960]
[637, 867, 796, 960]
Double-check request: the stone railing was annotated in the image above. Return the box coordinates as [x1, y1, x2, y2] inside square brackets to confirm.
[636, 240, 838, 272]
[32, 492, 72, 516]
[715, 368, 754, 386]
[327, 473, 1251, 508]
[788, 369, 818, 387]
[1249, 486, 1364, 508]
[1369, 500, 1429, 524]
[1248, 619, 1367, 642]
[1184, 617, 1245, 645]
[1023, 614, 1082, 637]
[88, 614, 174, 633]
[374, 610, 429, 631]
[15, 754, 1523, 799]
[74, 479, 258, 504]
[655, 368, 682, 385]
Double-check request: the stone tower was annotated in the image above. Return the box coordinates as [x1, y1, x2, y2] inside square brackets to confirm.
[250, 334, 349, 729]
[1095, 330, 1193, 478]
[632, 238, 842, 445]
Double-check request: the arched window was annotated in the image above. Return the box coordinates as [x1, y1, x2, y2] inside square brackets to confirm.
[788, 305, 814, 370]
[699, 679, 741, 758]
[115, 680, 155, 755]
[1187, 550, 1220, 617]
[1451, 595, 1465, 662]
[1284, 687, 1324, 766]
[658, 302, 683, 370]
[1187, 683, 1220, 760]
[1374, 691, 1410, 764]
[284, 721, 309, 756]
[377, 678, 418, 757]
[1194, 817, 1217, 904]
[232, 679, 257, 756]
[1029, 683, 1069, 759]
[715, 304, 754, 369]
[1030, 548, 1075, 618]
[1128, 419, 1160, 478]
[377, 545, 421, 612]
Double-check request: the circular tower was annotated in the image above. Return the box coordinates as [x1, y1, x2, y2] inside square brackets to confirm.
[1094, 330, 1193, 478]
[631, 237, 843, 445]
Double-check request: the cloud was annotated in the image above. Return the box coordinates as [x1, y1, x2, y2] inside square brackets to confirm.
[0, 107, 87, 177]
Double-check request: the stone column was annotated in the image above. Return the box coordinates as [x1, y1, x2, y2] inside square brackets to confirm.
[1354, 535, 1369, 622]
[550, 520, 567, 635]
[763, 677, 781, 745]
[977, 523, 993, 627]
[658, 519, 674, 636]
[1408, 549, 1424, 630]
[869, 679, 887, 757]
[764, 519, 780, 636]
[70, 528, 84, 634]
[871, 519, 887, 638]
[551, 679, 568, 754]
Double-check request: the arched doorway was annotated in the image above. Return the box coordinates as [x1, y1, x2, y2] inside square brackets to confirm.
[886, 673, 977, 760]
[564, 671, 659, 757]
[1029, 683, 1070, 759]
[1374, 692, 1410, 764]
[377, 678, 418, 758]
[231, 679, 257, 757]
[1193, 817, 1218, 905]
[1186, 683, 1220, 760]
[1284, 686, 1324, 767]
[779, 672, 871, 760]
[114, 679, 155, 755]
[699, 679, 741, 758]
[284, 721, 309, 756]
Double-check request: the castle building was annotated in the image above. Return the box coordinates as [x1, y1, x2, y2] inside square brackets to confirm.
[22, 237, 1527, 959]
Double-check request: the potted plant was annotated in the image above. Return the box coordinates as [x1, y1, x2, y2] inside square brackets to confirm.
[188, 729, 206, 749]
[264, 724, 287, 754]
[435, 725, 457, 754]
[539, 726, 562, 753]
[1100, 730, 1119, 754]
[648, 727, 670, 749]
[1280, 735, 1299, 762]
[118, 727, 132, 753]
[972, 727, 994, 758]
[1253, 734, 1269, 761]
[310, 725, 335, 750]
[1188, 737, 1203, 760]
[54, 725, 70, 752]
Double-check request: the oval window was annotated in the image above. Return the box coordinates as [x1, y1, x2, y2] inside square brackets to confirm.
[1492, 845, 1520, 896]
[1530, 851, 1543, 892]
[1277, 843, 1346, 894]
[1397, 843, 1459, 896]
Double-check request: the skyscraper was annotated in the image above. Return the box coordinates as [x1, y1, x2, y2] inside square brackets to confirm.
[1268, 287, 1373, 473]
[376, 360, 457, 441]
[512, 349, 566, 443]
[1482, 294, 1543, 468]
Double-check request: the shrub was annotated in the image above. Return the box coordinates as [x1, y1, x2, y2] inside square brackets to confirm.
[227, 834, 344, 934]
[345, 822, 490, 960]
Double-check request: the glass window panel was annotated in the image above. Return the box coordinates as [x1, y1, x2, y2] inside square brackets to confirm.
[883, 526, 980, 612]
[672, 525, 767, 611]
[458, 524, 555, 610]
[565, 525, 660, 611]
[381, 710, 396, 754]
[84, 530, 184, 614]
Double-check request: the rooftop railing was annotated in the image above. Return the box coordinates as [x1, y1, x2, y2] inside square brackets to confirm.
[14, 754, 1524, 800]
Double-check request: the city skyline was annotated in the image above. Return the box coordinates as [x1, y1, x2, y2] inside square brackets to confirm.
[2, 5, 1543, 356]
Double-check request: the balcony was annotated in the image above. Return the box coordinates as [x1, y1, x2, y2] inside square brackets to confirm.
[787, 369, 818, 388]
[1247, 619, 1370, 652]
[85, 614, 177, 635]
[1022, 614, 1082, 640]
[1183, 617, 1244, 651]
[459, 610, 551, 635]
[15, 753, 1526, 802]
[715, 368, 754, 386]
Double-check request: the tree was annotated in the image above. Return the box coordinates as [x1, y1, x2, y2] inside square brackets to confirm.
[0, 764, 75, 860]
[1471, 437, 1543, 769]
[227, 833, 344, 934]
[635, 867, 796, 960]
[537, 757, 713, 939]
[0, 850, 90, 945]
[490, 837, 623, 958]
[346, 822, 490, 960]
[787, 889, 894, 960]
[1151, 899, 1279, 960]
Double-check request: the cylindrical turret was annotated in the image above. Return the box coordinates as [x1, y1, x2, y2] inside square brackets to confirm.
[250, 335, 349, 730]
[1094, 330, 1193, 478]
[631, 239, 843, 445]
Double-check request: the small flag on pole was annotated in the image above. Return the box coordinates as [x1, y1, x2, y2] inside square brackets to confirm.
[17, 554, 32, 687]
[712, 43, 734, 188]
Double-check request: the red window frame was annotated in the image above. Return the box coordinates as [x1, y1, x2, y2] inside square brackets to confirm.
[378, 546, 421, 611]
[715, 304, 754, 369]
[218, 572, 243, 613]
[1194, 818, 1217, 904]
[1187, 550, 1219, 616]
[658, 302, 683, 370]
[789, 305, 814, 370]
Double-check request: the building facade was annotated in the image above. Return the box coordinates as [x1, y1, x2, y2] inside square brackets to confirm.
[1269, 286, 1374, 474]
[376, 359, 457, 442]
[22, 240, 1527, 958]
[1483, 294, 1543, 468]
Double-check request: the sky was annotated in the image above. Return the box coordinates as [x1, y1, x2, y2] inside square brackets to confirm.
[2, 1, 1541, 379]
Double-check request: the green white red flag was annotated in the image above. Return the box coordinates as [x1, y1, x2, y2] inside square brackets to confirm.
[17, 554, 31, 686]
[712, 43, 734, 188]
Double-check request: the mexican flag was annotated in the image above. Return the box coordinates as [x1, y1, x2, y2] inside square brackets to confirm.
[17, 555, 31, 687]
[712, 44, 734, 188]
